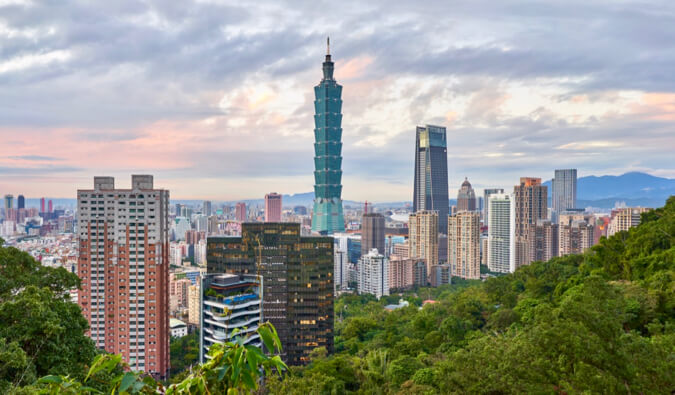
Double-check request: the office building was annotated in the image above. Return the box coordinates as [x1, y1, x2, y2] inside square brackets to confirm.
[235, 202, 247, 222]
[361, 213, 385, 255]
[203, 201, 212, 216]
[48, 199, 53, 213]
[17, 195, 25, 209]
[438, 233, 448, 263]
[607, 207, 651, 236]
[357, 249, 389, 299]
[207, 223, 333, 365]
[513, 178, 548, 269]
[483, 188, 504, 225]
[334, 248, 349, 293]
[311, 39, 345, 235]
[448, 211, 480, 279]
[199, 273, 262, 363]
[457, 178, 477, 212]
[4, 194, 13, 211]
[77, 175, 170, 379]
[551, 169, 577, 218]
[488, 193, 515, 273]
[409, 210, 439, 283]
[264, 193, 282, 222]
[413, 125, 449, 234]
[40, 197, 45, 213]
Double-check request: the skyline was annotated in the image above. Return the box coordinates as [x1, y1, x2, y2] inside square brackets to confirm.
[1, 1, 675, 200]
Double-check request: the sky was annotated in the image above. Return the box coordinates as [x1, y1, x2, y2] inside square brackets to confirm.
[1, 0, 674, 201]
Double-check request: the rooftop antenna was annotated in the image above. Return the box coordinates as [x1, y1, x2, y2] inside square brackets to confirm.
[327, 36, 330, 55]
[364, 200, 368, 214]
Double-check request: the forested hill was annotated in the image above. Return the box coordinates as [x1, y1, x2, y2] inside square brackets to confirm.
[267, 197, 675, 394]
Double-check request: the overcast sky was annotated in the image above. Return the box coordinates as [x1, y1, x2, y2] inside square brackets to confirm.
[1, 0, 674, 201]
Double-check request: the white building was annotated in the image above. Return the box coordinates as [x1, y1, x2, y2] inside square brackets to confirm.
[357, 249, 389, 299]
[170, 318, 188, 338]
[172, 217, 190, 241]
[194, 239, 207, 266]
[488, 193, 515, 273]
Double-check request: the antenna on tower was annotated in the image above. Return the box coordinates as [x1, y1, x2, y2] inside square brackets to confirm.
[364, 200, 368, 214]
[327, 36, 330, 55]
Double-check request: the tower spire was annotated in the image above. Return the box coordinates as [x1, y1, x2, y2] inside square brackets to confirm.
[327, 36, 330, 55]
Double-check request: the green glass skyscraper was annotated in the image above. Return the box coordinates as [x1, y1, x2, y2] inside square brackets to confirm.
[312, 38, 345, 235]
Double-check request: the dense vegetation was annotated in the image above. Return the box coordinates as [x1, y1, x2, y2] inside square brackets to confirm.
[267, 197, 675, 394]
[169, 332, 199, 378]
[0, 196, 673, 393]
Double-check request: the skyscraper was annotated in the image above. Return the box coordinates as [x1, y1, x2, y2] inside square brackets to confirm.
[48, 199, 53, 213]
[488, 193, 515, 273]
[207, 223, 334, 365]
[311, 38, 345, 235]
[456, 178, 476, 212]
[483, 188, 504, 225]
[361, 213, 385, 255]
[40, 197, 45, 213]
[552, 169, 577, 218]
[4, 194, 13, 211]
[203, 200, 212, 216]
[528, 220, 559, 262]
[265, 193, 282, 222]
[77, 175, 170, 379]
[413, 125, 449, 234]
[513, 177, 548, 269]
[17, 195, 25, 209]
[409, 210, 439, 283]
[448, 211, 480, 279]
[235, 202, 247, 222]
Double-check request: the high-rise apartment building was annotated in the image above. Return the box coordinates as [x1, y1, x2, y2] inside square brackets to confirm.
[235, 202, 247, 222]
[528, 220, 559, 262]
[357, 249, 389, 299]
[409, 210, 439, 283]
[457, 178, 477, 212]
[448, 211, 480, 279]
[607, 207, 651, 236]
[48, 199, 53, 213]
[187, 285, 200, 325]
[77, 175, 170, 379]
[17, 195, 25, 209]
[559, 220, 594, 256]
[311, 39, 345, 235]
[199, 274, 262, 363]
[488, 193, 515, 273]
[552, 169, 577, 218]
[388, 257, 414, 290]
[264, 193, 282, 222]
[483, 188, 504, 225]
[40, 197, 45, 213]
[207, 223, 333, 365]
[430, 264, 451, 287]
[513, 178, 548, 269]
[361, 213, 385, 255]
[413, 125, 449, 234]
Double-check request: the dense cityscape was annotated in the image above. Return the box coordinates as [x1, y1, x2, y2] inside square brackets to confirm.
[1, 1, 674, 393]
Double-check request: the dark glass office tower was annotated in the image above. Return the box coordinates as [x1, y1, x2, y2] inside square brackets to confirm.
[207, 223, 334, 365]
[312, 38, 345, 235]
[413, 125, 449, 234]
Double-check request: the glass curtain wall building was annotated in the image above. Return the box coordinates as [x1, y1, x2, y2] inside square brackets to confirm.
[413, 125, 449, 234]
[312, 38, 345, 235]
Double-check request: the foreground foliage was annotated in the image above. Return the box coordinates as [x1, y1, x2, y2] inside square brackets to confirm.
[267, 197, 675, 394]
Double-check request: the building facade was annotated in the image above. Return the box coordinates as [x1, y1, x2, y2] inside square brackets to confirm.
[409, 210, 439, 283]
[457, 178, 477, 212]
[235, 202, 247, 222]
[361, 213, 385, 255]
[488, 193, 515, 273]
[448, 211, 480, 279]
[413, 125, 449, 234]
[528, 220, 559, 262]
[388, 257, 414, 290]
[264, 193, 282, 223]
[483, 188, 504, 226]
[311, 40, 345, 235]
[551, 169, 577, 218]
[513, 177, 548, 269]
[207, 223, 333, 365]
[430, 264, 451, 287]
[607, 207, 651, 236]
[357, 249, 389, 299]
[199, 273, 262, 363]
[77, 175, 170, 379]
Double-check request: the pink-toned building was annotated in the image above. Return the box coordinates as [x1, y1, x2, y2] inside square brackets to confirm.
[265, 193, 282, 222]
[235, 202, 247, 222]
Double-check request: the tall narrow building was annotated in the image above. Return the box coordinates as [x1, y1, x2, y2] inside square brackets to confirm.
[413, 125, 449, 234]
[483, 188, 504, 225]
[77, 175, 170, 379]
[448, 211, 480, 279]
[358, 249, 389, 299]
[361, 213, 385, 255]
[409, 210, 439, 283]
[552, 169, 577, 218]
[488, 193, 515, 273]
[207, 223, 334, 365]
[513, 177, 548, 269]
[311, 38, 345, 235]
[456, 178, 477, 212]
[265, 192, 282, 222]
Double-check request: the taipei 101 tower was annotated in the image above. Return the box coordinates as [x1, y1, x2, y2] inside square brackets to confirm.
[311, 37, 345, 235]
